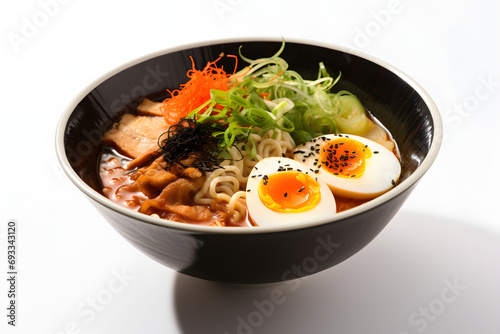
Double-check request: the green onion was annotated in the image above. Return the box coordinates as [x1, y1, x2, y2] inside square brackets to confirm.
[187, 40, 371, 160]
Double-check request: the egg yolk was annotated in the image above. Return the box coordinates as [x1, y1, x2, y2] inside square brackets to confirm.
[258, 171, 321, 213]
[319, 137, 372, 178]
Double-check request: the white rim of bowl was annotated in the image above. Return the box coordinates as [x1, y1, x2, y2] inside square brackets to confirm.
[55, 36, 443, 235]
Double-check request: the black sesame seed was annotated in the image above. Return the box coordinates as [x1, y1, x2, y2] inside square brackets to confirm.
[284, 192, 288, 198]
[298, 186, 305, 192]
[374, 151, 379, 154]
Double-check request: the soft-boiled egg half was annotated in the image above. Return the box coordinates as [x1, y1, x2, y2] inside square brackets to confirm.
[293, 134, 401, 200]
[245, 157, 336, 227]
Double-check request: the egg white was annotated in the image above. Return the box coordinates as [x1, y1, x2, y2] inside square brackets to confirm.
[245, 157, 336, 227]
[293, 134, 401, 200]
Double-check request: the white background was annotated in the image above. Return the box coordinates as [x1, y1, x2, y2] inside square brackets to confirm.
[1, 0, 499, 333]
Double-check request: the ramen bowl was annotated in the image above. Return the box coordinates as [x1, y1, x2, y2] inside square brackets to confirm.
[55, 38, 442, 284]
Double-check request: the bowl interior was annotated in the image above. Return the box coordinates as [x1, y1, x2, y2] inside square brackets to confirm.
[62, 39, 437, 225]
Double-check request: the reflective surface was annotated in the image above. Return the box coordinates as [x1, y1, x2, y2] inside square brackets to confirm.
[174, 211, 500, 333]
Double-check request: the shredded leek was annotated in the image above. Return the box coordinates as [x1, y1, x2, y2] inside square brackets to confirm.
[187, 41, 372, 160]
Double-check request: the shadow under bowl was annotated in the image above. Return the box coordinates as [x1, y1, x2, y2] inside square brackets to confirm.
[55, 38, 442, 284]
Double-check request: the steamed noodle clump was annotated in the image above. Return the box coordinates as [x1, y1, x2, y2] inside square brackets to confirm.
[194, 128, 295, 224]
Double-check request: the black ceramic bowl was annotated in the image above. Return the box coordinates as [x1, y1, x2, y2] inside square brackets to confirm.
[55, 38, 442, 284]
